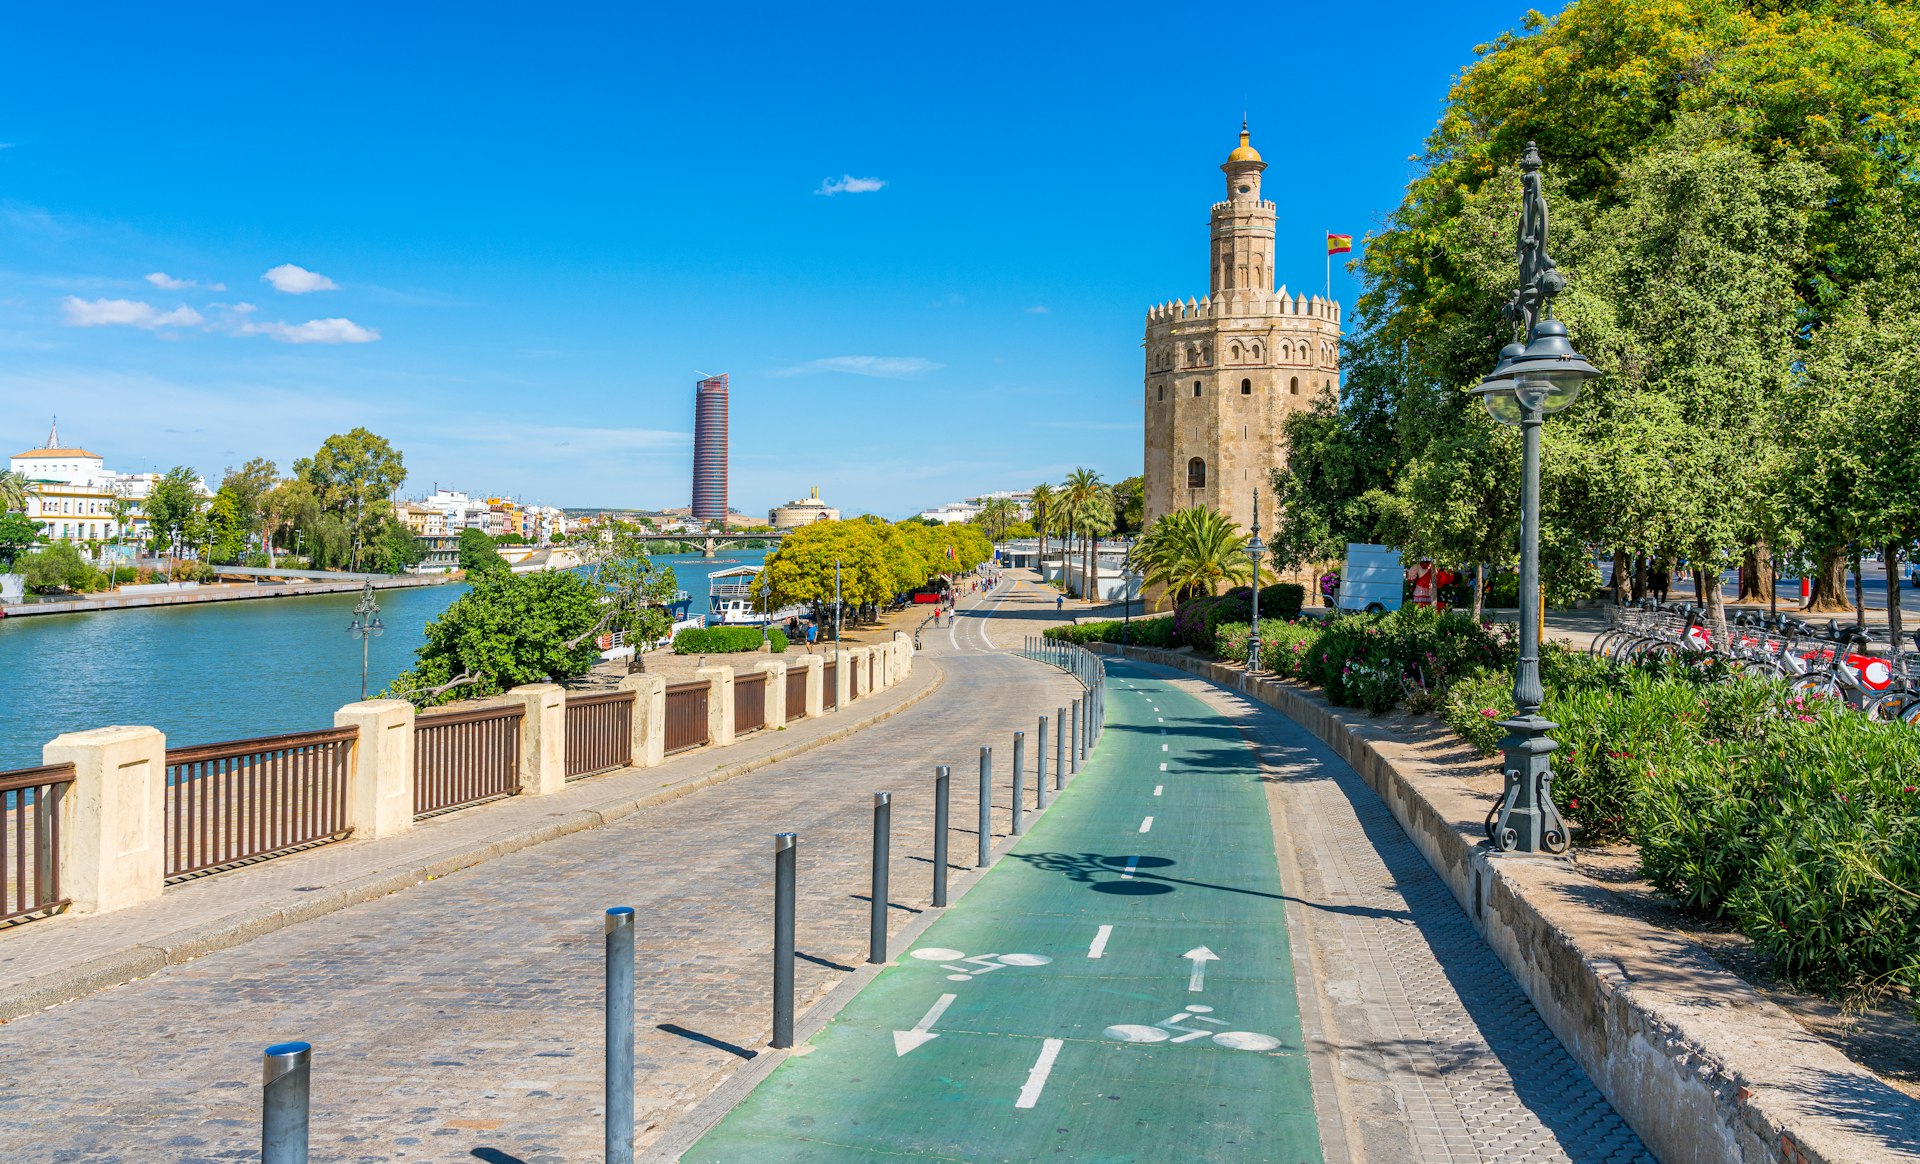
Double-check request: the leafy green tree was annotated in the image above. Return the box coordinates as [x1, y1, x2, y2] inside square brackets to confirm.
[18, 541, 101, 593]
[1002, 519, 1036, 540]
[458, 527, 505, 576]
[260, 478, 313, 565]
[372, 517, 427, 574]
[1030, 483, 1056, 569]
[0, 511, 42, 569]
[1109, 476, 1145, 536]
[386, 570, 604, 706]
[570, 529, 680, 648]
[143, 466, 206, 553]
[206, 489, 249, 562]
[218, 458, 278, 540]
[760, 520, 893, 631]
[294, 428, 407, 570]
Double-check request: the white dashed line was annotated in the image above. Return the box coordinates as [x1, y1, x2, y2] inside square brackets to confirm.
[1087, 924, 1113, 959]
[1161, 744, 1168, 751]
[1153, 785, 1163, 796]
[1121, 856, 1140, 879]
[1016, 1039, 1065, 1109]
[1159, 763, 1167, 771]
[1138, 816, 1154, 833]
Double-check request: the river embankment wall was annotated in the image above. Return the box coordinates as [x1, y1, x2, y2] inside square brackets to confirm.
[0, 574, 455, 619]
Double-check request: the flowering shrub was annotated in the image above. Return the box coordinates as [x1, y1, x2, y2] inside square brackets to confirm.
[1215, 621, 1253, 663]
[1042, 616, 1177, 648]
[1262, 621, 1324, 680]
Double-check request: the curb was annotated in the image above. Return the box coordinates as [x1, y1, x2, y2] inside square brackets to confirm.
[0, 662, 946, 1024]
[1092, 643, 1920, 1164]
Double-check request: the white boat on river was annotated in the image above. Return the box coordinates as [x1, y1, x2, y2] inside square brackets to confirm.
[706, 565, 806, 627]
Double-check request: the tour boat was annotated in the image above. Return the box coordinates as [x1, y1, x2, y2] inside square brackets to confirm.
[706, 565, 805, 627]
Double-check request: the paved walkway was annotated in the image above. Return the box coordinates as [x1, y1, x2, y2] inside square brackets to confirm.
[0, 578, 1082, 1163]
[687, 654, 1654, 1163]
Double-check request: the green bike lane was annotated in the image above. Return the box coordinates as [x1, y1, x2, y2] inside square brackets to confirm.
[686, 658, 1323, 1163]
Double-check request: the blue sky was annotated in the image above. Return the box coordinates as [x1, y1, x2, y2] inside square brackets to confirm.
[0, 1, 1549, 518]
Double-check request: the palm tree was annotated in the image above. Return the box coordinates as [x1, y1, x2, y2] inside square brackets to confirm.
[1059, 467, 1105, 598]
[1030, 483, 1054, 573]
[975, 497, 1016, 541]
[1131, 506, 1261, 608]
[0, 470, 29, 514]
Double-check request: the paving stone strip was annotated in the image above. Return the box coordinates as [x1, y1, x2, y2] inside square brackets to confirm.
[0, 580, 1083, 1163]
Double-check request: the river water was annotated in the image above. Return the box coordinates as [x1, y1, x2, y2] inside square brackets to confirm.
[0, 551, 766, 771]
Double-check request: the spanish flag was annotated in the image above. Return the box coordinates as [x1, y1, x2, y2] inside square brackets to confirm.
[1326, 233, 1353, 255]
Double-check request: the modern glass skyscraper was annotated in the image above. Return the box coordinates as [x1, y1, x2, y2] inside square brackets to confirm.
[691, 374, 729, 523]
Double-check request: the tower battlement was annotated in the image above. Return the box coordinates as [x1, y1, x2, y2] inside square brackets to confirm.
[1143, 291, 1341, 325]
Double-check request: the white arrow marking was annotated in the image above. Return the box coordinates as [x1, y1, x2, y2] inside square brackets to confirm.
[1153, 785, 1163, 796]
[893, 993, 956, 1055]
[1015, 1038, 1065, 1108]
[1183, 946, 1220, 992]
[1088, 924, 1113, 959]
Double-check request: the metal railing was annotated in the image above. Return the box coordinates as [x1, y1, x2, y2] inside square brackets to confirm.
[565, 690, 634, 780]
[736, 673, 767, 734]
[822, 661, 839, 710]
[414, 704, 523, 818]
[1, 762, 73, 923]
[664, 681, 710, 754]
[786, 667, 807, 721]
[165, 728, 357, 882]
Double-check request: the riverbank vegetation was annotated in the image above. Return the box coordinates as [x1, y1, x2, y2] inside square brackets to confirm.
[1268, 0, 1920, 644]
[672, 626, 789, 654]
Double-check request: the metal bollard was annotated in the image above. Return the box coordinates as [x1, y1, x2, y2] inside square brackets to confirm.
[1011, 732, 1026, 835]
[772, 832, 797, 1048]
[870, 793, 891, 964]
[1070, 698, 1080, 774]
[1035, 716, 1049, 809]
[261, 1041, 311, 1164]
[1055, 707, 1066, 789]
[605, 906, 635, 1164]
[978, 746, 992, 867]
[933, 765, 950, 907]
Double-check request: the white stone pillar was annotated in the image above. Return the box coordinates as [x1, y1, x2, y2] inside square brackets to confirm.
[755, 660, 787, 729]
[697, 666, 735, 747]
[894, 630, 914, 679]
[507, 683, 567, 795]
[334, 699, 415, 839]
[44, 726, 166, 915]
[617, 674, 666, 767]
[834, 650, 854, 708]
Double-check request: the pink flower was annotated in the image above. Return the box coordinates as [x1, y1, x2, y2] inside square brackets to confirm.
[1480, 708, 1498, 719]
[1795, 714, 1814, 723]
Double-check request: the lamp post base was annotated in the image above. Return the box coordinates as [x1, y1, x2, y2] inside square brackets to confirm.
[1486, 712, 1569, 854]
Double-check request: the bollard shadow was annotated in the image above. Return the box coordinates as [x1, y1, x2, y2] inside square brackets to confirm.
[657, 1022, 758, 1060]
[850, 893, 923, 915]
[796, 950, 856, 972]
[1012, 850, 1411, 919]
[471, 1149, 530, 1164]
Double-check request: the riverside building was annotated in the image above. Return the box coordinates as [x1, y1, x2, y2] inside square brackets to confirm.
[1141, 125, 1342, 536]
[8, 421, 181, 544]
[769, 487, 840, 529]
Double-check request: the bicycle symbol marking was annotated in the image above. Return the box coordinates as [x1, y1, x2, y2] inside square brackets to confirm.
[910, 947, 1053, 981]
[1103, 1004, 1282, 1052]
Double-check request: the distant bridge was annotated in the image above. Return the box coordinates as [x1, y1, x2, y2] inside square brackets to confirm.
[625, 531, 790, 558]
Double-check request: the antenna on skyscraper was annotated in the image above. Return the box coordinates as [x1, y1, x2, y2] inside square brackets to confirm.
[693, 369, 713, 379]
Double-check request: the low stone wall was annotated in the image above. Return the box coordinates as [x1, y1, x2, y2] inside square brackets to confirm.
[1092, 643, 1920, 1164]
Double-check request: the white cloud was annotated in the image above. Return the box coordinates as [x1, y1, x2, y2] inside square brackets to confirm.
[1025, 305, 1050, 314]
[235, 316, 380, 344]
[145, 272, 195, 290]
[61, 296, 203, 330]
[262, 263, 340, 293]
[815, 174, 886, 196]
[774, 355, 941, 379]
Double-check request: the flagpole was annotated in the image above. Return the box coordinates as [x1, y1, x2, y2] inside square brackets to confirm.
[1325, 231, 1331, 300]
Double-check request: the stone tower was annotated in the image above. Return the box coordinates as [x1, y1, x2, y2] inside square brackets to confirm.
[1142, 124, 1342, 538]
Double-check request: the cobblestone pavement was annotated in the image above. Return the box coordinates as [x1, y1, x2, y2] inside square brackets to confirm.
[0, 578, 1086, 1164]
[1169, 670, 1655, 1164]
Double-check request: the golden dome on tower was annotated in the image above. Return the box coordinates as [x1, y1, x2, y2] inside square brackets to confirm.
[1226, 122, 1262, 164]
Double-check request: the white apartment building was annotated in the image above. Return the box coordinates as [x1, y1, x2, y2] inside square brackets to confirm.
[8, 423, 201, 544]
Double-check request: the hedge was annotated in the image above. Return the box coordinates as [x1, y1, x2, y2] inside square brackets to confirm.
[672, 625, 789, 654]
[1041, 615, 1177, 649]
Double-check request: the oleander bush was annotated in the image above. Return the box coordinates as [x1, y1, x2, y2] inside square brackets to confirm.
[1215, 621, 1252, 663]
[1260, 582, 1306, 621]
[1263, 621, 1324, 681]
[672, 625, 788, 654]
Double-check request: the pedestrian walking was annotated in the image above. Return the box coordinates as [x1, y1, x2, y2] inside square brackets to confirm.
[805, 622, 817, 652]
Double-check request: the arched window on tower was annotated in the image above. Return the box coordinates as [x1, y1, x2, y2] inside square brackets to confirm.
[1289, 376, 1300, 395]
[1187, 457, 1207, 489]
[1193, 381, 1203, 397]
[1230, 342, 1242, 360]
[1241, 378, 1252, 395]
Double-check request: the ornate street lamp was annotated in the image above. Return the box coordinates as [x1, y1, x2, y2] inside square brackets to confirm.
[1472, 142, 1601, 855]
[1246, 489, 1266, 673]
[759, 575, 772, 651]
[833, 558, 842, 644]
[347, 579, 385, 701]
